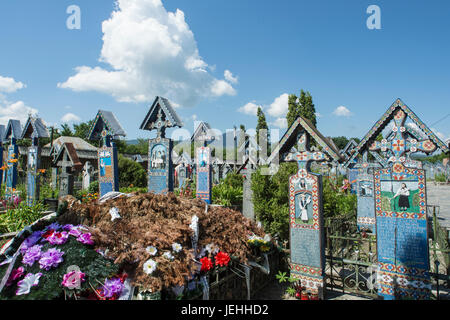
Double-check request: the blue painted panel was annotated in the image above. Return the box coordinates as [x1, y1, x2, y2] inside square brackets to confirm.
[148, 138, 173, 194]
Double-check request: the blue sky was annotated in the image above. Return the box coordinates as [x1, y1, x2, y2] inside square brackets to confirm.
[0, 0, 449, 143]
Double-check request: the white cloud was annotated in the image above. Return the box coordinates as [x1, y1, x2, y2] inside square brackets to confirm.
[238, 102, 260, 116]
[267, 93, 289, 117]
[333, 106, 352, 117]
[315, 112, 322, 118]
[271, 117, 287, 129]
[0, 76, 25, 93]
[210, 79, 236, 97]
[224, 70, 238, 84]
[61, 113, 81, 123]
[0, 75, 37, 125]
[0, 98, 37, 126]
[58, 0, 236, 106]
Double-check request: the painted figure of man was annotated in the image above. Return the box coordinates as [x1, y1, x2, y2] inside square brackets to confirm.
[298, 193, 312, 222]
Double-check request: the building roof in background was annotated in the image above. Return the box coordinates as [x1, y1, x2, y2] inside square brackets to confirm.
[44, 136, 98, 152]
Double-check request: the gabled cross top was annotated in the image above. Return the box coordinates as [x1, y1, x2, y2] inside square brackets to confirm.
[152, 109, 168, 139]
[285, 132, 328, 177]
[369, 109, 437, 167]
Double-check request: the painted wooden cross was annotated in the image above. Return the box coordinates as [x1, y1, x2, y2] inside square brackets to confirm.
[151, 109, 171, 139]
[369, 109, 436, 169]
[354, 151, 385, 176]
[353, 150, 385, 230]
[285, 132, 329, 174]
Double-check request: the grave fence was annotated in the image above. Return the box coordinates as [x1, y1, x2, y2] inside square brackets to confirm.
[324, 210, 450, 300]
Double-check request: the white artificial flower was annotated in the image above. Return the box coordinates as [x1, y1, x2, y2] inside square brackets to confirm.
[172, 243, 182, 253]
[143, 259, 157, 275]
[15, 273, 42, 296]
[109, 207, 121, 221]
[146, 246, 158, 256]
[163, 251, 174, 261]
[205, 243, 216, 253]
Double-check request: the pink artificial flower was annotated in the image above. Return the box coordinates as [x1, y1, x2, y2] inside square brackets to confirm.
[6, 267, 25, 286]
[61, 270, 86, 289]
[47, 231, 69, 245]
[77, 233, 94, 245]
[69, 227, 82, 238]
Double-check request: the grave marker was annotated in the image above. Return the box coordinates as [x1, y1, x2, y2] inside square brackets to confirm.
[348, 98, 449, 300]
[88, 110, 126, 197]
[267, 116, 343, 299]
[140, 96, 183, 194]
[21, 116, 50, 205]
[82, 161, 93, 190]
[53, 143, 82, 198]
[3, 120, 22, 200]
[196, 146, 212, 203]
[0, 125, 5, 192]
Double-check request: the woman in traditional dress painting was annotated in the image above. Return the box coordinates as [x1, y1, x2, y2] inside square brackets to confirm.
[391, 183, 410, 211]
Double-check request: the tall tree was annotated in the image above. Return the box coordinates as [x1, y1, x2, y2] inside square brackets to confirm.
[256, 107, 269, 158]
[286, 90, 317, 128]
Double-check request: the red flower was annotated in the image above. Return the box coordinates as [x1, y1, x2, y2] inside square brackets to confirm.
[42, 229, 55, 239]
[118, 272, 128, 283]
[214, 252, 230, 267]
[200, 257, 213, 272]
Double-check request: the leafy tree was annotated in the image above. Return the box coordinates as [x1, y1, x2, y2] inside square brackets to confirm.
[60, 124, 73, 136]
[256, 107, 269, 159]
[286, 90, 317, 128]
[332, 136, 349, 150]
[73, 120, 94, 140]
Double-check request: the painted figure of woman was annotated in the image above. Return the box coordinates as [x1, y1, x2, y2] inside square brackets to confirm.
[392, 183, 410, 211]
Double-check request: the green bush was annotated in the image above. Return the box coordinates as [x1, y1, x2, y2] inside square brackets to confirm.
[434, 173, 447, 182]
[211, 173, 244, 206]
[40, 183, 58, 200]
[212, 183, 243, 206]
[118, 154, 147, 188]
[251, 163, 297, 242]
[251, 163, 357, 243]
[88, 181, 99, 194]
[119, 186, 147, 194]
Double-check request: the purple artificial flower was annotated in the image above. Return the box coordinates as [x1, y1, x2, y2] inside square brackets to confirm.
[100, 278, 124, 298]
[47, 231, 69, 245]
[22, 245, 43, 267]
[46, 222, 61, 231]
[77, 233, 94, 245]
[39, 248, 64, 271]
[62, 224, 74, 231]
[20, 231, 43, 254]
